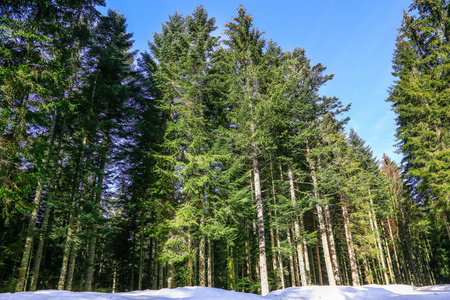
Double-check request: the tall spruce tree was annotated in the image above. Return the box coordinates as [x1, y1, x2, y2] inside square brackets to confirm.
[388, 0, 450, 238]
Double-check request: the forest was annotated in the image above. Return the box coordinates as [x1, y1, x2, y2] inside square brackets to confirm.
[1, 0, 449, 296]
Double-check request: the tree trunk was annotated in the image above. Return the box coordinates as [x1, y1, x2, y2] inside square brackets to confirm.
[207, 238, 213, 287]
[30, 205, 51, 291]
[66, 241, 78, 291]
[316, 205, 336, 285]
[306, 141, 335, 285]
[300, 215, 311, 285]
[324, 204, 341, 285]
[270, 220, 277, 283]
[288, 166, 308, 286]
[342, 204, 360, 286]
[313, 216, 323, 285]
[276, 227, 285, 289]
[199, 232, 206, 286]
[58, 215, 76, 290]
[167, 262, 174, 288]
[442, 212, 450, 242]
[84, 137, 108, 291]
[16, 110, 58, 292]
[286, 226, 296, 287]
[138, 231, 144, 290]
[252, 154, 269, 296]
[369, 197, 389, 284]
[227, 243, 235, 290]
[270, 161, 284, 289]
[112, 262, 117, 293]
[386, 218, 401, 283]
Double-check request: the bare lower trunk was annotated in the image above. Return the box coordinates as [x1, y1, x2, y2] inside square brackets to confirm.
[138, 232, 144, 290]
[112, 263, 117, 293]
[442, 212, 450, 242]
[199, 232, 206, 286]
[342, 204, 360, 286]
[66, 241, 78, 291]
[84, 231, 97, 291]
[313, 216, 323, 285]
[167, 262, 174, 288]
[252, 154, 269, 296]
[270, 161, 284, 289]
[288, 166, 308, 286]
[227, 243, 235, 290]
[30, 205, 51, 291]
[300, 215, 311, 285]
[316, 205, 336, 285]
[207, 238, 213, 287]
[276, 227, 285, 289]
[59, 136, 86, 290]
[306, 141, 335, 285]
[286, 227, 296, 286]
[16, 112, 57, 292]
[324, 204, 340, 284]
[369, 197, 389, 284]
[386, 218, 401, 283]
[187, 230, 193, 286]
[270, 222, 277, 282]
[58, 211, 76, 290]
[16, 183, 43, 292]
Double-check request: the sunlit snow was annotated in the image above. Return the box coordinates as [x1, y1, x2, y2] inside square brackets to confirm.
[2, 285, 450, 300]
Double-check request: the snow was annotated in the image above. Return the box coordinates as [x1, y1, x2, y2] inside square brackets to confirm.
[1, 285, 450, 300]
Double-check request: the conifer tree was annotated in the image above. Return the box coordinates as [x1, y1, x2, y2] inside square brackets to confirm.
[388, 0, 450, 237]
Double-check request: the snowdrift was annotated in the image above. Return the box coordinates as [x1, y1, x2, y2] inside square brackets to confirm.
[1, 285, 450, 300]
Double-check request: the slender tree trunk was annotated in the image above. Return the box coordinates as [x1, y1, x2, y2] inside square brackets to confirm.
[342, 204, 360, 286]
[270, 161, 284, 289]
[245, 224, 252, 285]
[84, 137, 108, 291]
[138, 231, 144, 290]
[286, 226, 296, 287]
[253, 220, 261, 291]
[270, 219, 277, 283]
[30, 205, 51, 291]
[199, 231, 206, 286]
[313, 216, 323, 285]
[276, 228, 285, 289]
[384, 235, 394, 284]
[207, 238, 213, 287]
[227, 243, 235, 290]
[187, 230, 193, 286]
[386, 218, 401, 283]
[306, 141, 335, 285]
[112, 262, 117, 293]
[442, 212, 450, 242]
[288, 166, 308, 286]
[58, 213, 76, 290]
[16, 113, 58, 292]
[252, 152, 269, 295]
[30, 115, 65, 291]
[369, 197, 389, 284]
[15, 182, 43, 292]
[167, 262, 174, 288]
[324, 204, 341, 284]
[300, 215, 311, 285]
[66, 241, 78, 291]
[316, 205, 336, 285]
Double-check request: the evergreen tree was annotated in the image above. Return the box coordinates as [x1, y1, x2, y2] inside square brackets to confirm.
[388, 0, 450, 236]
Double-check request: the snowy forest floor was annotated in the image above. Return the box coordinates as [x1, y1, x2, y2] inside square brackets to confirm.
[1, 285, 450, 300]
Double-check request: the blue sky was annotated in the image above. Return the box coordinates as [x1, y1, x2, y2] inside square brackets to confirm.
[99, 0, 410, 163]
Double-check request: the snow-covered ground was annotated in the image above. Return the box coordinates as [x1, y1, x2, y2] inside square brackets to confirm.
[1, 285, 450, 300]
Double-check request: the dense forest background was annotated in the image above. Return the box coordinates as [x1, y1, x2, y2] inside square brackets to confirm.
[1, 0, 449, 295]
